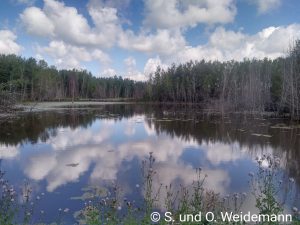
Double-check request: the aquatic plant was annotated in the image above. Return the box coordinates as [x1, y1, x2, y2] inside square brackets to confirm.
[249, 155, 300, 225]
[1, 154, 299, 224]
[0, 169, 16, 225]
[0, 164, 56, 225]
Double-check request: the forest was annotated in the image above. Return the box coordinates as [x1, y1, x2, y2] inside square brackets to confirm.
[0, 40, 300, 118]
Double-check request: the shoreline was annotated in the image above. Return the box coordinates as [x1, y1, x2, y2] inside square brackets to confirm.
[0, 101, 294, 120]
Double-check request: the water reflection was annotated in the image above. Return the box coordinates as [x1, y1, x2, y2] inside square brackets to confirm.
[0, 104, 299, 222]
[0, 144, 19, 159]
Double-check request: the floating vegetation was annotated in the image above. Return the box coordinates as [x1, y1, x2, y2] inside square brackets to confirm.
[269, 123, 300, 129]
[251, 133, 272, 138]
[270, 126, 294, 130]
[258, 123, 268, 126]
[66, 163, 79, 167]
[71, 192, 97, 201]
[154, 119, 174, 122]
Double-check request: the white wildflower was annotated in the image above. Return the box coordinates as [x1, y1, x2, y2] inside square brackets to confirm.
[64, 208, 69, 213]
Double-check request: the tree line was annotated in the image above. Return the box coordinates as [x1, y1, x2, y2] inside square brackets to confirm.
[0, 40, 299, 117]
[146, 40, 300, 117]
[0, 55, 146, 102]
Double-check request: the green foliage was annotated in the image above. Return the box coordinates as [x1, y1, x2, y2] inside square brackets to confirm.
[0, 54, 146, 102]
[1, 153, 299, 224]
[0, 167, 34, 225]
[71, 153, 298, 225]
[1, 39, 300, 117]
[249, 155, 299, 225]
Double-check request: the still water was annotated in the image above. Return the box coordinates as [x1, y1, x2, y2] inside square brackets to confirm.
[0, 104, 299, 223]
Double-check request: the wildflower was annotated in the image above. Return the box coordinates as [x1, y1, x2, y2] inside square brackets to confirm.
[11, 198, 14, 202]
[59, 208, 62, 211]
[36, 196, 40, 200]
[293, 207, 298, 213]
[41, 210, 44, 214]
[41, 192, 45, 196]
[289, 178, 295, 183]
[136, 184, 140, 188]
[117, 206, 122, 210]
[234, 193, 239, 199]
[242, 192, 247, 197]
[27, 212, 31, 216]
[64, 208, 69, 213]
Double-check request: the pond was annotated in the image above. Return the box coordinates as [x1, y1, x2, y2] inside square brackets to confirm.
[0, 103, 299, 224]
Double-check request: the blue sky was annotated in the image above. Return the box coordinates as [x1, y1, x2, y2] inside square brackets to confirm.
[0, 0, 300, 80]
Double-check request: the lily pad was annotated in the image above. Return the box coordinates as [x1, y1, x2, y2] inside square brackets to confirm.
[66, 163, 79, 167]
[251, 133, 272, 138]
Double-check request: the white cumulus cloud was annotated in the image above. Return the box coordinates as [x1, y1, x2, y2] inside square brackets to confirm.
[20, 7, 55, 36]
[250, 0, 282, 14]
[101, 68, 117, 77]
[12, 0, 36, 5]
[38, 40, 111, 69]
[20, 0, 121, 48]
[123, 56, 147, 81]
[16, 0, 300, 81]
[0, 30, 22, 55]
[172, 24, 300, 63]
[144, 0, 237, 29]
[143, 56, 168, 76]
[124, 56, 136, 68]
[119, 29, 186, 55]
